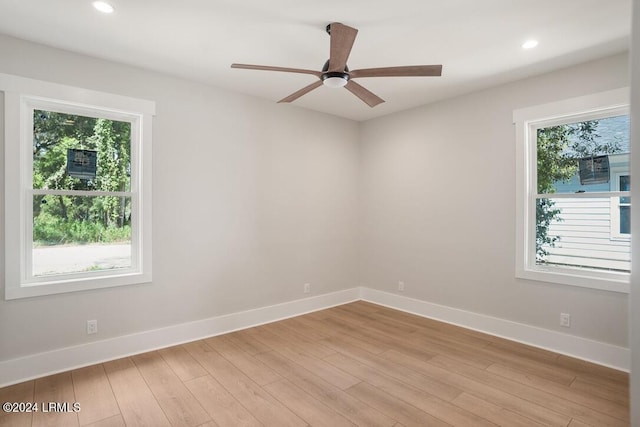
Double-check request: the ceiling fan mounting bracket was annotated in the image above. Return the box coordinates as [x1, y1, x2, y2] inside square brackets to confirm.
[325, 23, 336, 35]
[322, 59, 349, 73]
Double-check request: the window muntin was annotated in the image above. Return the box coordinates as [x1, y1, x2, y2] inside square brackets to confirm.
[514, 88, 630, 293]
[2, 73, 154, 299]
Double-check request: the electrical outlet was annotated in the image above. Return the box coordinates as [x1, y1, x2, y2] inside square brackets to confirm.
[560, 313, 571, 328]
[398, 281, 405, 292]
[303, 283, 311, 294]
[87, 319, 98, 335]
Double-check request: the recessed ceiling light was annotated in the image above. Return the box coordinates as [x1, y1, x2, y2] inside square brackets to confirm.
[522, 40, 539, 49]
[92, 1, 114, 14]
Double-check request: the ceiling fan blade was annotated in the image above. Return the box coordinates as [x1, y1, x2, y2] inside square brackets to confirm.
[231, 63, 322, 77]
[350, 65, 442, 78]
[344, 80, 384, 107]
[278, 80, 323, 103]
[328, 23, 358, 72]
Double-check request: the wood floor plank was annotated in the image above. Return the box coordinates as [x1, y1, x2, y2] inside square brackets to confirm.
[184, 375, 260, 427]
[272, 344, 360, 390]
[486, 362, 629, 422]
[556, 354, 629, 384]
[407, 321, 494, 350]
[321, 334, 461, 402]
[258, 322, 337, 359]
[282, 315, 341, 338]
[158, 345, 208, 382]
[264, 379, 356, 427]
[365, 305, 497, 345]
[570, 376, 629, 406]
[320, 317, 437, 362]
[323, 314, 494, 370]
[346, 381, 452, 427]
[243, 327, 360, 390]
[0, 381, 34, 427]
[277, 316, 332, 341]
[223, 329, 273, 356]
[341, 301, 385, 314]
[330, 307, 417, 337]
[325, 352, 496, 427]
[103, 357, 171, 427]
[131, 351, 211, 427]
[476, 344, 577, 387]
[452, 392, 546, 427]
[429, 354, 627, 427]
[203, 335, 282, 386]
[335, 306, 418, 335]
[32, 372, 79, 427]
[256, 350, 396, 427]
[183, 340, 306, 427]
[84, 414, 125, 427]
[319, 333, 382, 358]
[573, 371, 629, 395]
[380, 349, 571, 427]
[484, 338, 560, 363]
[71, 364, 120, 426]
[311, 317, 391, 355]
[568, 418, 596, 427]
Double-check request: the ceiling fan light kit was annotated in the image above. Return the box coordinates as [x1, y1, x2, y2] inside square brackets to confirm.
[322, 72, 349, 88]
[231, 22, 442, 107]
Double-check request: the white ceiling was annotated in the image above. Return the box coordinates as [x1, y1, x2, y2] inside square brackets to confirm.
[0, 0, 631, 121]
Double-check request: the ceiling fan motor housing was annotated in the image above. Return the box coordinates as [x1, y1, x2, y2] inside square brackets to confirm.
[321, 59, 349, 87]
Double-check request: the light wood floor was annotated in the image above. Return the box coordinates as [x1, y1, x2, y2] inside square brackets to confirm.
[0, 301, 630, 427]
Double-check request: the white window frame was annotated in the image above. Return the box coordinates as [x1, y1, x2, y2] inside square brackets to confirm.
[610, 170, 631, 240]
[514, 87, 630, 293]
[2, 73, 154, 299]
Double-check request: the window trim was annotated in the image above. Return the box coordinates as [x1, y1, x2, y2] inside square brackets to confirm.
[2, 73, 155, 299]
[514, 87, 630, 293]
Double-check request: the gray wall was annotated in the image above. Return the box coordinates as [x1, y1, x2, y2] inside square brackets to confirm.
[359, 53, 630, 347]
[0, 33, 632, 368]
[0, 34, 360, 361]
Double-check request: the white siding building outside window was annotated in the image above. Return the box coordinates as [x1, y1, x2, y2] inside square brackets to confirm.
[514, 88, 630, 293]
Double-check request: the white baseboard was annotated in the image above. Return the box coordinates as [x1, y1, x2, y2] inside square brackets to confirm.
[1, 286, 629, 387]
[0, 288, 361, 387]
[361, 288, 630, 372]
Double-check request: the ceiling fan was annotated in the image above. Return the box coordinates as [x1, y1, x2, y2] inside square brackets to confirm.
[231, 23, 442, 107]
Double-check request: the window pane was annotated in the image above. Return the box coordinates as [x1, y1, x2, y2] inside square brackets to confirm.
[620, 175, 631, 204]
[536, 197, 630, 273]
[620, 175, 630, 191]
[620, 206, 630, 234]
[32, 195, 132, 276]
[537, 115, 629, 194]
[33, 110, 131, 192]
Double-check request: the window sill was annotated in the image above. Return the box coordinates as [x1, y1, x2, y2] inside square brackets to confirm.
[516, 266, 630, 293]
[5, 271, 152, 300]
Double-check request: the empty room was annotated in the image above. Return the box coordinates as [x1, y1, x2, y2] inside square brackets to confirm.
[1, 0, 639, 426]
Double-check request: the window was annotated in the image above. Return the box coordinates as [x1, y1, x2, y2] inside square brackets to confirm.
[514, 88, 630, 293]
[611, 173, 631, 238]
[2, 74, 154, 299]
